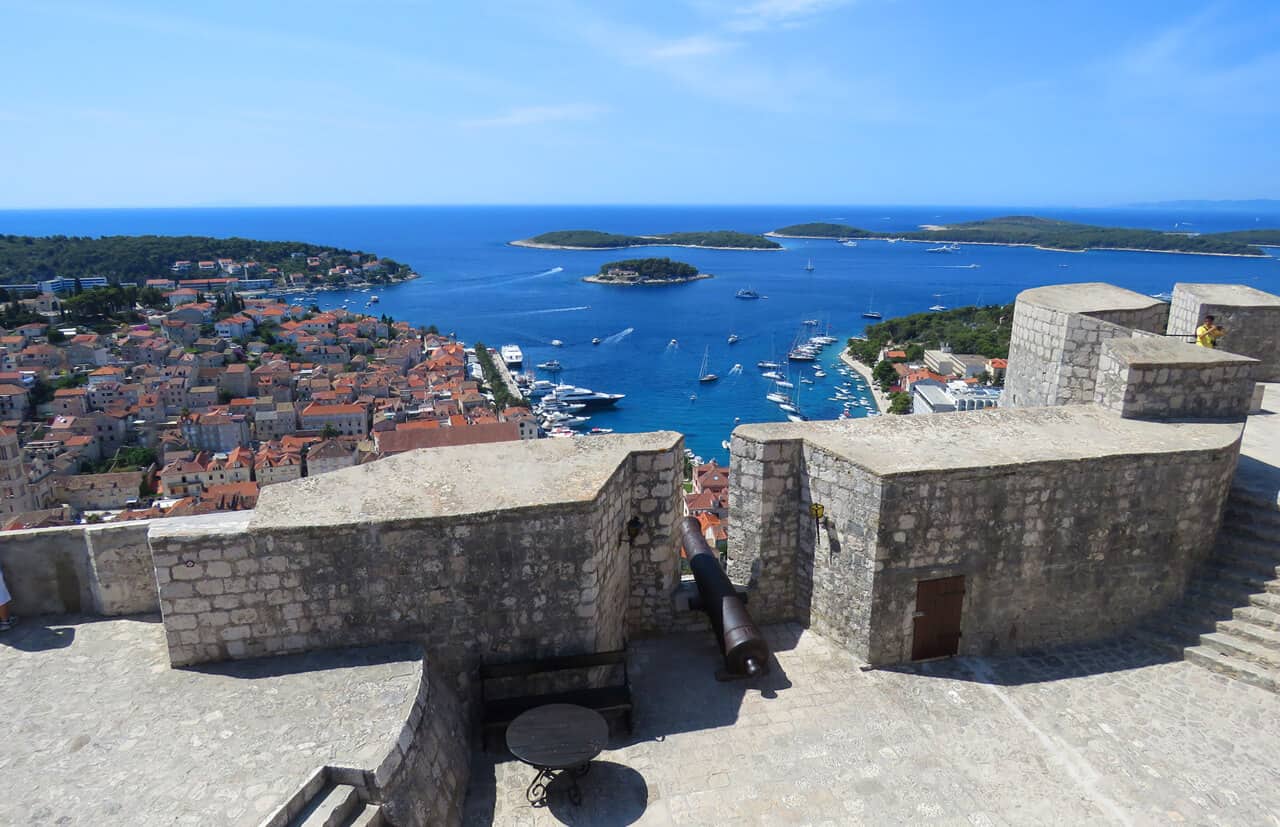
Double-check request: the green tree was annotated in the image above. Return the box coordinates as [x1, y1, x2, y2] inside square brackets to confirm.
[888, 391, 913, 415]
[872, 359, 899, 392]
[320, 423, 338, 439]
[47, 328, 67, 344]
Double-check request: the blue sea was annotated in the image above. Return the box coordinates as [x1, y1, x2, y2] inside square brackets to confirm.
[4, 205, 1279, 462]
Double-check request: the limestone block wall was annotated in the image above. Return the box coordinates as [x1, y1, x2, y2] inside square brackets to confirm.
[148, 434, 685, 672]
[1168, 283, 1280, 380]
[729, 408, 1243, 667]
[376, 660, 470, 827]
[1003, 283, 1169, 409]
[792, 442, 882, 660]
[0, 521, 159, 616]
[726, 432, 805, 623]
[1094, 338, 1258, 420]
[866, 443, 1238, 664]
[625, 447, 687, 635]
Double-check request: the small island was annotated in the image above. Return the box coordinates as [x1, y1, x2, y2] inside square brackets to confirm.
[513, 229, 781, 251]
[582, 257, 711, 286]
[769, 215, 1276, 257]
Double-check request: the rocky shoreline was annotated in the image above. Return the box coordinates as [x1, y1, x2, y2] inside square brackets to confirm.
[582, 273, 713, 286]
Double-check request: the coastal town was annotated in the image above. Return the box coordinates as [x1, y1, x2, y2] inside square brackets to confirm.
[0, 251, 547, 530]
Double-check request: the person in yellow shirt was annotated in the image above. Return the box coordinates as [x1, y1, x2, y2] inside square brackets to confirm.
[1196, 314, 1226, 348]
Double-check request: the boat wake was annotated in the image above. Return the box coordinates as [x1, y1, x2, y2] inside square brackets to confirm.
[936, 264, 981, 269]
[602, 327, 634, 345]
[536, 266, 565, 276]
[513, 305, 592, 316]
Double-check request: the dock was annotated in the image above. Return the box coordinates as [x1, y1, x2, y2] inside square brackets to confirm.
[490, 349, 526, 403]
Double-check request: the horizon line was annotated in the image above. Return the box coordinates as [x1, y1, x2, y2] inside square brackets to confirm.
[2, 199, 1277, 213]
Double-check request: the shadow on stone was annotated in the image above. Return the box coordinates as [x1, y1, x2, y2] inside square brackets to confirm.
[544, 761, 648, 826]
[878, 633, 1180, 687]
[0, 617, 78, 653]
[182, 641, 423, 679]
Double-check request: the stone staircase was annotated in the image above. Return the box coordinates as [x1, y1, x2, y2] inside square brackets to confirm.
[288, 782, 384, 827]
[263, 770, 386, 827]
[1137, 489, 1280, 694]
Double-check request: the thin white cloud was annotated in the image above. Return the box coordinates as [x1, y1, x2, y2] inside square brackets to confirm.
[648, 34, 737, 61]
[460, 103, 608, 129]
[728, 0, 853, 32]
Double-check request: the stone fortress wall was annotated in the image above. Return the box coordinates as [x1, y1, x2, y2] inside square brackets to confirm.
[147, 433, 686, 673]
[1002, 282, 1170, 409]
[731, 280, 1272, 666]
[1167, 283, 1280, 381]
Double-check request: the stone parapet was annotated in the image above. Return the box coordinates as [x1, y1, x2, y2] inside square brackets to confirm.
[148, 433, 685, 671]
[1095, 337, 1258, 420]
[0, 521, 160, 616]
[730, 408, 1243, 665]
[1003, 283, 1169, 409]
[1168, 283, 1280, 381]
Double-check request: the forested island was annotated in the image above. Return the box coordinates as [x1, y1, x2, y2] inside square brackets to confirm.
[583, 257, 710, 285]
[770, 216, 1276, 257]
[0, 234, 416, 284]
[513, 229, 781, 250]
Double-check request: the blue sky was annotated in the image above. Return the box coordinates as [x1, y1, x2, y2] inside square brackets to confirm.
[2, 0, 1277, 208]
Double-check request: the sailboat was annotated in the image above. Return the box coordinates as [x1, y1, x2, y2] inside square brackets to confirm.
[862, 295, 883, 320]
[698, 346, 718, 383]
[803, 259, 815, 272]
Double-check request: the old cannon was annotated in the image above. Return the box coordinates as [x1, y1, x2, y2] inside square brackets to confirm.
[678, 516, 770, 678]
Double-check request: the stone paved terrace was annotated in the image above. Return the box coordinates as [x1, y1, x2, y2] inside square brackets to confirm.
[0, 616, 423, 826]
[465, 624, 1280, 826]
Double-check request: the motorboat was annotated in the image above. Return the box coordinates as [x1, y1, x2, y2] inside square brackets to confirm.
[802, 319, 819, 326]
[766, 391, 790, 404]
[813, 369, 827, 378]
[929, 304, 947, 313]
[800, 378, 814, 384]
[727, 333, 740, 345]
[669, 338, 678, 347]
[775, 379, 795, 389]
[591, 337, 602, 345]
[757, 360, 781, 369]
[926, 244, 960, 253]
[536, 360, 563, 372]
[841, 240, 858, 247]
[527, 379, 556, 397]
[735, 288, 761, 299]
[778, 402, 798, 413]
[786, 413, 807, 422]
[803, 259, 815, 272]
[550, 339, 564, 347]
[761, 371, 783, 380]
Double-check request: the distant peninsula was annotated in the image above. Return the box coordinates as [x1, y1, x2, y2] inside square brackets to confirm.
[582, 257, 711, 286]
[769, 216, 1276, 257]
[0, 234, 418, 286]
[512, 229, 781, 251]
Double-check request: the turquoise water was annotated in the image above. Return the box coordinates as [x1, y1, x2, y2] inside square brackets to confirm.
[3, 205, 1278, 462]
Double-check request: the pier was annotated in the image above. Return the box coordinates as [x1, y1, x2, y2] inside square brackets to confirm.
[840, 350, 890, 412]
[490, 348, 526, 403]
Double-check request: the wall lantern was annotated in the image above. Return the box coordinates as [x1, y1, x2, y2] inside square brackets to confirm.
[808, 503, 826, 532]
[624, 516, 643, 543]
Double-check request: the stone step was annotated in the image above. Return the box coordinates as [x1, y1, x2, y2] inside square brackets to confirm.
[1198, 631, 1280, 669]
[1233, 604, 1280, 632]
[1249, 592, 1280, 614]
[1183, 645, 1279, 693]
[294, 784, 360, 827]
[1215, 618, 1280, 653]
[348, 805, 385, 827]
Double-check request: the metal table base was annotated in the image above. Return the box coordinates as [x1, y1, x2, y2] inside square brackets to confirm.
[525, 761, 590, 807]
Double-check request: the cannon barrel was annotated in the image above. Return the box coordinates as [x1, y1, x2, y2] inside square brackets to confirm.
[678, 516, 770, 678]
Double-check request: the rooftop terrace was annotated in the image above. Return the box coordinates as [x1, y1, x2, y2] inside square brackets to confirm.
[0, 616, 422, 826]
[463, 624, 1280, 825]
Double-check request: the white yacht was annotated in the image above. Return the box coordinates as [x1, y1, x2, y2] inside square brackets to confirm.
[499, 344, 524, 369]
[698, 346, 718, 383]
[550, 339, 564, 347]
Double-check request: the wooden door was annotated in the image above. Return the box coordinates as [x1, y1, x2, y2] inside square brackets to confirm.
[911, 576, 965, 660]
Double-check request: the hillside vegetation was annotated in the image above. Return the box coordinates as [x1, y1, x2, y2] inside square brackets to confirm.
[0, 234, 411, 283]
[520, 229, 780, 249]
[847, 304, 1014, 365]
[773, 215, 1272, 256]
